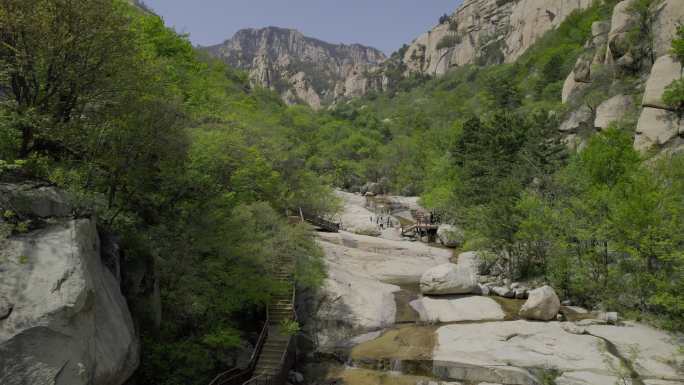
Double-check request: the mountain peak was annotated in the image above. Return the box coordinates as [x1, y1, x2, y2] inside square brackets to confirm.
[204, 27, 386, 109]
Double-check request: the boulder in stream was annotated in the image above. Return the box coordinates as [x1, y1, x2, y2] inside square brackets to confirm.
[518, 285, 560, 321]
[420, 263, 478, 295]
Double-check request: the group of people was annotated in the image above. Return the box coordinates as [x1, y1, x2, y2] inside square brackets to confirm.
[370, 214, 394, 230]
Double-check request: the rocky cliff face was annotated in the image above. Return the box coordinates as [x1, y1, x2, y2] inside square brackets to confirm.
[402, 0, 594, 76]
[204, 27, 387, 109]
[0, 182, 139, 385]
[560, 0, 684, 154]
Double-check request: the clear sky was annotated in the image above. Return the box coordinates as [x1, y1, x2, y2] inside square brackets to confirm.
[141, 0, 463, 55]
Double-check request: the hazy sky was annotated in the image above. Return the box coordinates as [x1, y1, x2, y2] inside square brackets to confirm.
[142, 0, 462, 54]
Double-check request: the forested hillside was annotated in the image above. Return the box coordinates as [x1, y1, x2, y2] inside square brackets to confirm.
[0, 1, 335, 383]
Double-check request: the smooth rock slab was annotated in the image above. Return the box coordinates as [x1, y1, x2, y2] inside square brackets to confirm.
[555, 371, 622, 385]
[434, 321, 619, 385]
[586, 322, 684, 381]
[410, 296, 505, 323]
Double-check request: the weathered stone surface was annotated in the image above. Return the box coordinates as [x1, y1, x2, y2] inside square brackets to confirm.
[634, 107, 682, 151]
[317, 231, 451, 285]
[0, 219, 139, 385]
[562, 70, 589, 104]
[586, 322, 684, 381]
[573, 56, 592, 83]
[559, 105, 594, 133]
[410, 296, 506, 323]
[434, 321, 619, 385]
[0, 182, 72, 218]
[519, 285, 560, 321]
[420, 263, 478, 295]
[653, 0, 684, 58]
[303, 255, 399, 352]
[204, 27, 386, 107]
[642, 55, 683, 110]
[606, 0, 637, 65]
[0, 295, 12, 320]
[491, 286, 514, 298]
[555, 371, 622, 385]
[437, 225, 465, 248]
[335, 190, 381, 236]
[594, 94, 635, 129]
[402, 0, 593, 77]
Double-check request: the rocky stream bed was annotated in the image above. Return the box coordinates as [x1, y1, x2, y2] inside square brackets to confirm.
[294, 191, 684, 385]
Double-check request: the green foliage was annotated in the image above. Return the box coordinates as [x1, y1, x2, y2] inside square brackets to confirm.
[1, 1, 331, 384]
[663, 27, 684, 111]
[625, 0, 663, 67]
[672, 24, 684, 62]
[279, 319, 300, 336]
[436, 34, 462, 50]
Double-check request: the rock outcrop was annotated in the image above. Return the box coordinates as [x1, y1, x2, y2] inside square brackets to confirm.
[519, 285, 560, 321]
[437, 224, 465, 248]
[0, 182, 139, 385]
[635, 55, 684, 152]
[402, 0, 593, 77]
[204, 27, 386, 108]
[420, 263, 479, 295]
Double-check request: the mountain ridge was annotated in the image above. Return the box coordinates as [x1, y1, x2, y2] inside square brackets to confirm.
[203, 26, 387, 109]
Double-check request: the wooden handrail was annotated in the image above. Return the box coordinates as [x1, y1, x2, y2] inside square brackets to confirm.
[208, 309, 270, 385]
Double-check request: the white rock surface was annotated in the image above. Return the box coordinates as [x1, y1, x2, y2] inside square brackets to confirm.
[318, 231, 451, 285]
[309, 257, 399, 351]
[586, 322, 684, 381]
[335, 190, 381, 236]
[634, 107, 682, 151]
[410, 296, 505, 323]
[555, 371, 622, 385]
[519, 285, 560, 321]
[402, 0, 592, 77]
[594, 94, 635, 129]
[642, 55, 683, 110]
[653, 0, 684, 58]
[434, 321, 619, 385]
[559, 105, 594, 133]
[0, 219, 139, 385]
[420, 263, 479, 295]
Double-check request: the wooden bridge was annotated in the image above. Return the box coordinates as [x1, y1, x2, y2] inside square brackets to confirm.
[401, 210, 439, 242]
[208, 253, 297, 385]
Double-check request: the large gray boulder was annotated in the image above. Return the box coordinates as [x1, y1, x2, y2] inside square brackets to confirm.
[642, 55, 683, 110]
[437, 225, 465, 248]
[410, 296, 505, 323]
[606, 0, 638, 65]
[518, 285, 560, 321]
[634, 107, 682, 152]
[559, 105, 594, 133]
[0, 219, 139, 385]
[653, 0, 684, 58]
[594, 94, 635, 130]
[0, 182, 73, 218]
[420, 263, 478, 295]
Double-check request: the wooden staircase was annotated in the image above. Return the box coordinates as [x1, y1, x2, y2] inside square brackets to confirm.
[208, 255, 296, 385]
[249, 255, 296, 384]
